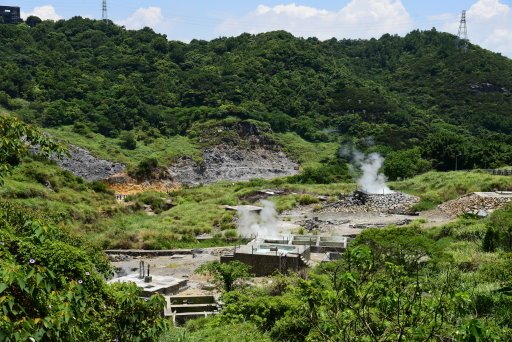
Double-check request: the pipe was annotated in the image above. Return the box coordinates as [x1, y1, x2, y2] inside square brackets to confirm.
[139, 261, 145, 279]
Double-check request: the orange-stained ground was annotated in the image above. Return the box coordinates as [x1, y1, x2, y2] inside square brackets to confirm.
[105, 172, 181, 195]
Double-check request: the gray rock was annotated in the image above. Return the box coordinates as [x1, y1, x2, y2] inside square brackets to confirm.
[167, 145, 299, 185]
[52, 145, 125, 181]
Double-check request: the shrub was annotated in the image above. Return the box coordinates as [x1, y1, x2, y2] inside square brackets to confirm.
[223, 229, 238, 239]
[130, 158, 160, 181]
[0, 202, 169, 341]
[119, 131, 137, 150]
[196, 261, 250, 292]
[297, 194, 320, 205]
[88, 180, 114, 194]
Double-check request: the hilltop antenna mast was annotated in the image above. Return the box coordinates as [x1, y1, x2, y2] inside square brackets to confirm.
[457, 10, 469, 52]
[102, 0, 108, 21]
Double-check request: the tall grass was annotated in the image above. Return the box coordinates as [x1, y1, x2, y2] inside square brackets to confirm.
[392, 171, 512, 204]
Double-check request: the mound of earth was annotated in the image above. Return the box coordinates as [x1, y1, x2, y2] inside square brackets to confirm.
[439, 192, 512, 217]
[53, 145, 125, 181]
[168, 145, 299, 185]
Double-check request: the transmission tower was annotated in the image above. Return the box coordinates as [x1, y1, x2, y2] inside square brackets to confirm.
[102, 0, 108, 21]
[457, 10, 469, 52]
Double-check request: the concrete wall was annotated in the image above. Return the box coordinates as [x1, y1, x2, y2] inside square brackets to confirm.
[221, 253, 303, 276]
[310, 246, 346, 253]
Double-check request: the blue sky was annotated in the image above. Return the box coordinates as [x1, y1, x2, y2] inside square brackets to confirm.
[13, 0, 512, 57]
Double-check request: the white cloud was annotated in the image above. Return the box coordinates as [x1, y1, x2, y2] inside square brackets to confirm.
[21, 5, 62, 21]
[217, 1, 413, 40]
[434, 0, 512, 57]
[117, 7, 164, 30]
[468, 0, 509, 19]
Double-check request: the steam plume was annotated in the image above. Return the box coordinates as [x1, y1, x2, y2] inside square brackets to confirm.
[238, 200, 279, 238]
[341, 146, 393, 194]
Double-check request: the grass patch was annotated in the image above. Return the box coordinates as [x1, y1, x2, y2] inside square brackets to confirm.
[273, 132, 339, 168]
[7, 159, 512, 250]
[46, 126, 202, 167]
[410, 199, 437, 212]
[392, 171, 512, 204]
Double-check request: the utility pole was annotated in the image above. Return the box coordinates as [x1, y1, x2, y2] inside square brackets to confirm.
[457, 10, 469, 52]
[102, 0, 108, 21]
[455, 154, 462, 171]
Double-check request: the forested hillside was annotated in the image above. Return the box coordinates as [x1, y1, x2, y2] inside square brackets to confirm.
[1, 17, 512, 172]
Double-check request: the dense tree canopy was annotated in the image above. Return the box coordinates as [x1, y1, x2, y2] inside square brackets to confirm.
[1, 18, 512, 170]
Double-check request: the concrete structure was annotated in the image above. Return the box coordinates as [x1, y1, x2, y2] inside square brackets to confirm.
[222, 204, 263, 213]
[291, 235, 349, 253]
[108, 261, 187, 296]
[322, 252, 343, 262]
[166, 295, 220, 325]
[221, 235, 348, 276]
[108, 273, 188, 297]
[0, 6, 22, 24]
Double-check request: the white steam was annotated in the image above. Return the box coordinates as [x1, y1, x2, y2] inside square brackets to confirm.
[341, 146, 393, 194]
[238, 200, 279, 238]
[354, 152, 393, 194]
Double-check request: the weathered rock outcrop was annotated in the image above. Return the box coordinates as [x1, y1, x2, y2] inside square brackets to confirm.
[167, 145, 299, 185]
[53, 146, 125, 181]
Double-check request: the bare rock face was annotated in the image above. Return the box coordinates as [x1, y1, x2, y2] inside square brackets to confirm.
[168, 145, 299, 185]
[53, 145, 125, 181]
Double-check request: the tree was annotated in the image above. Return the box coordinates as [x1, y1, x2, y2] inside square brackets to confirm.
[295, 247, 460, 341]
[384, 147, 431, 180]
[196, 261, 250, 292]
[0, 115, 64, 182]
[26, 16, 42, 28]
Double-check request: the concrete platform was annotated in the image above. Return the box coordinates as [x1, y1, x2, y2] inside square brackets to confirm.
[108, 274, 188, 296]
[474, 192, 512, 198]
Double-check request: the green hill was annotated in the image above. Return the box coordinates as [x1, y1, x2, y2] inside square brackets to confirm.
[1, 18, 512, 174]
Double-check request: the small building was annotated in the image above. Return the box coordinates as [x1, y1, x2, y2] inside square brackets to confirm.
[0, 6, 22, 24]
[221, 243, 309, 276]
[221, 235, 348, 276]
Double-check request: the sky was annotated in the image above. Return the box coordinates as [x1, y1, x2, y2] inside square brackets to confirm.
[11, 0, 512, 57]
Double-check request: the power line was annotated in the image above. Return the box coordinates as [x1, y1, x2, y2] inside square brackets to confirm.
[102, 0, 108, 21]
[457, 10, 469, 52]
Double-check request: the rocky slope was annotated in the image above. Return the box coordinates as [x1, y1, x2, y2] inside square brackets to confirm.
[168, 145, 298, 185]
[53, 145, 125, 181]
[52, 121, 299, 185]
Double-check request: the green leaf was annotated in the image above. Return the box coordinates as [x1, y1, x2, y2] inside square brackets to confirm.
[17, 278, 27, 292]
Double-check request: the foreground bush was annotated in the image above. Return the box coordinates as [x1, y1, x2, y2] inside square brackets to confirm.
[0, 202, 169, 341]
